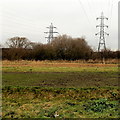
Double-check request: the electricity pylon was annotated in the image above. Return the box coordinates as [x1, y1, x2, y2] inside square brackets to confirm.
[44, 23, 58, 43]
[95, 12, 109, 52]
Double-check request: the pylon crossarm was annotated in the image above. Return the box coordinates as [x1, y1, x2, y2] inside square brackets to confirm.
[104, 32, 109, 36]
[95, 32, 100, 35]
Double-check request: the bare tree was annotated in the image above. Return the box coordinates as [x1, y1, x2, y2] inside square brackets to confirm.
[51, 35, 92, 60]
[0, 44, 4, 48]
[6, 37, 31, 48]
[30, 42, 43, 49]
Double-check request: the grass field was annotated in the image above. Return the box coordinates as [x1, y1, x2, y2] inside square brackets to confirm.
[2, 60, 119, 118]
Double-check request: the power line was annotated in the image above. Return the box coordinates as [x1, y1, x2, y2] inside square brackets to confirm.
[2, 13, 43, 34]
[2, 8, 39, 22]
[108, 0, 111, 17]
[109, 0, 114, 29]
[2, 14, 41, 29]
[86, 0, 97, 20]
[77, 0, 94, 30]
[2, 9, 42, 29]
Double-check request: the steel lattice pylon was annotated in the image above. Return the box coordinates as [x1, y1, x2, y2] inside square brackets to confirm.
[44, 23, 58, 43]
[95, 12, 109, 52]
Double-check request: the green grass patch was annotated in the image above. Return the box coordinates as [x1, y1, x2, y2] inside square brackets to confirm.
[2, 66, 118, 73]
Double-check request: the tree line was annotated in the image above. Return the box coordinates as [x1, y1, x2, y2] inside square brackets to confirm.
[2, 35, 119, 61]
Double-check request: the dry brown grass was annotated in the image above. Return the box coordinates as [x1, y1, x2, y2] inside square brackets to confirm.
[2, 60, 118, 68]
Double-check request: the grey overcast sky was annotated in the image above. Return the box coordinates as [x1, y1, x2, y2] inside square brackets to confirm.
[0, 0, 119, 50]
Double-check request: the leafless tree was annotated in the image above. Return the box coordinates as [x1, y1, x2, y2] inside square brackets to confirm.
[51, 35, 92, 60]
[6, 37, 31, 48]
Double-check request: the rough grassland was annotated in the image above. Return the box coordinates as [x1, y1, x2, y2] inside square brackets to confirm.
[2, 60, 119, 118]
[2, 87, 120, 118]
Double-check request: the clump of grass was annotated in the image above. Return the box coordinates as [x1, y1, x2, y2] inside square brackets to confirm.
[83, 98, 118, 113]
